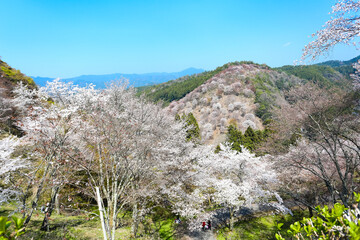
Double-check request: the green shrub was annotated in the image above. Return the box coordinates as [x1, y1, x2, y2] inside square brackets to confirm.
[276, 193, 360, 240]
[0, 216, 25, 240]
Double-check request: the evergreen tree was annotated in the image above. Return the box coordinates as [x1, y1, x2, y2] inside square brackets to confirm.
[226, 125, 269, 153]
[243, 127, 259, 151]
[180, 113, 201, 142]
[214, 144, 222, 153]
[226, 125, 244, 152]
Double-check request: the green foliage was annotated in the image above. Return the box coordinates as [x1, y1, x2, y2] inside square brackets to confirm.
[226, 125, 269, 152]
[136, 205, 177, 239]
[334, 65, 356, 79]
[157, 218, 175, 240]
[251, 73, 279, 121]
[0, 204, 132, 240]
[214, 144, 222, 153]
[275, 65, 351, 89]
[354, 192, 360, 202]
[226, 125, 244, 152]
[0, 216, 25, 240]
[217, 210, 308, 240]
[277, 193, 360, 240]
[179, 112, 201, 142]
[243, 127, 260, 152]
[0, 61, 36, 88]
[316, 55, 360, 68]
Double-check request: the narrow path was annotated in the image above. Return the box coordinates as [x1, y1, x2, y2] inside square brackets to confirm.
[180, 204, 270, 239]
[199, 229, 216, 240]
[182, 228, 216, 240]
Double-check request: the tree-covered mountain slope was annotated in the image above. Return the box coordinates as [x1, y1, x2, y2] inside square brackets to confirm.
[140, 61, 268, 104]
[164, 63, 305, 145]
[142, 59, 352, 146]
[0, 59, 36, 97]
[275, 64, 352, 87]
[315, 55, 360, 79]
[141, 59, 353, 107]
[316, 55, 360, 67]
[0, 59, 36, 135]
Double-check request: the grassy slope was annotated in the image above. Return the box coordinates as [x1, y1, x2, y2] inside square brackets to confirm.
[216, 210, 309, 240]
[0, 204, 178, 240]
[0, 204, 131, 240]
[0, 60, 36, 90]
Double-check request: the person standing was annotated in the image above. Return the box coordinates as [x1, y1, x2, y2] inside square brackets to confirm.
[202, 221, 206, 231]
[207, 220, 211, 230]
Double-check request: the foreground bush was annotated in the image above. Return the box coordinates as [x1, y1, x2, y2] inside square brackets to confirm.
[276, 193, 360, 240]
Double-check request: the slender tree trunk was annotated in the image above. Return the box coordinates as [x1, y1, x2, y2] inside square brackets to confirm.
[41, 185, 60, 231]
[131, 203, 139, 238]
[308, 206, 313, 217]
[24, 164, 52, 227]
[111, 191, 118, 240]
[55, 193, 60, 215]
[96, 187, 108, 240]
[21, 195, 27, 219]
[229, 207, 234, 231]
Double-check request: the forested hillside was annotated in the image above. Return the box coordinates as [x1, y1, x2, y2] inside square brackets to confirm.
[1, 55, 359, 240]
[0, 59, 36, 136]
[317, 54, 360, 67]
[2, 0, 360, 238]
[275, 65, 350, 88]
[139, 59, 352, 149]
[316, 55, 360, 80]
[140, 60, 352, 108]
[165, 63, 304, 146]
[140, 61, 269, 104]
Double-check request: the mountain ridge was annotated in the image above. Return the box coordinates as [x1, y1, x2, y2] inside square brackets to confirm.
[31, 67, 205, 88]
[316, 55, 360, 67]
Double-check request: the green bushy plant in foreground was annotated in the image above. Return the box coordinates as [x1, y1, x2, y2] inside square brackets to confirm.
[0, 216, 25, 240]
[276, 193, 360, 240]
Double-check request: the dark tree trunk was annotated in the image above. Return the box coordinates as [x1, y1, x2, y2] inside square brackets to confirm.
[41, 186, 60, 231]
[308, 206, 313, 217]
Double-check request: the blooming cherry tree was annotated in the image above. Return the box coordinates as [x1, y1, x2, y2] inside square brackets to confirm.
[301, 0, 360, 88]
[0, 136, 28, 205]
[166, 143, 281, 230]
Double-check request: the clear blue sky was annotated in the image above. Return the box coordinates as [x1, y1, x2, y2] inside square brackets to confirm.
[1, 0, 358, 78]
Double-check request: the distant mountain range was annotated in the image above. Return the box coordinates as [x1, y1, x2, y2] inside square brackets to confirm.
[316, 55, 360, 67]
[31, 68, 205, 88]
